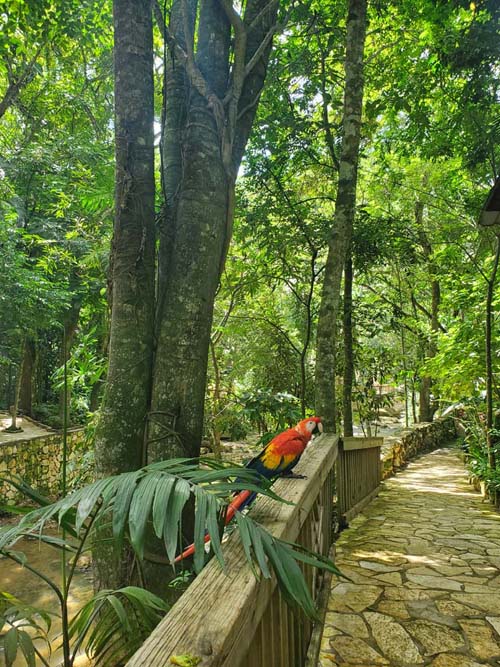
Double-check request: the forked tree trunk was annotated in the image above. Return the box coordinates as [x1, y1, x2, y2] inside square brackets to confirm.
[315, 0, 367, 430]
[148, 0, 279, 462]
[95, 0, 279, 592]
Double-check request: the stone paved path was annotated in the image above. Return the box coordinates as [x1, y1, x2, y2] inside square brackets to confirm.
[319, 447, 500, 667]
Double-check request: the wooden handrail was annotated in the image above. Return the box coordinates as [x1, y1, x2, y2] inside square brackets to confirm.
[343, 436, 383, 451]
[126, 433, 339, 667]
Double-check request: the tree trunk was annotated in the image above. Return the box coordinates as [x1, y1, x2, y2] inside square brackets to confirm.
[95, 0, 278, 593]
[149, 92, 231, 461]
[5, 339, 27, 432]
[342, 253, 354, 436]
[93, 0, 155, 590]
[19, 338, 36, 417]
[419, 374, 432, 423]
[148, 0, 279, 462]
[315, 0, 367, 431]
[415, 193, 441, 423]
[486, 233, 500, 470]
[58, 301, 81, 424]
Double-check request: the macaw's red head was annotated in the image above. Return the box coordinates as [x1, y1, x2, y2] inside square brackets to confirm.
[295, 416, 323, 438]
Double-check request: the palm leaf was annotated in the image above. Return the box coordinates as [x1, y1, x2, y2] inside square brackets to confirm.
[1, 458, 343, 620]
[0, 593, 51, 666]
[112, 469, 143, 549]
[128, 473, 161, 559]
[162, 478, 191, 563]
[69, 587, 168, 666]
[233, 512, 343, 620]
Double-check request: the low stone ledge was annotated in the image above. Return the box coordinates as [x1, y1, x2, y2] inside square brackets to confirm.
[382, 416, 457, 479]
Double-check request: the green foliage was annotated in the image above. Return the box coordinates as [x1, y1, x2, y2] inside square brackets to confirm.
[0, 0, 113, 413]
[239, 389, 302, 434]
[0, 592, 52, 667]
[68, 587, 168, 666]
[169, 655, 202, 667]
[458, 402, 500, 493]
[0, 458, 342, 666]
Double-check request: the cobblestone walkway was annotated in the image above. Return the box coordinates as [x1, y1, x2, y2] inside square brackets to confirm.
[319, 447, 500, 667]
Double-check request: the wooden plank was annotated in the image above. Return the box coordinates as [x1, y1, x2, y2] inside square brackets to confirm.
[342, 484, 381, 524]
[125, 433, 339, 667]
[304, 545, 336, 667]
[343, 436, 383, 451]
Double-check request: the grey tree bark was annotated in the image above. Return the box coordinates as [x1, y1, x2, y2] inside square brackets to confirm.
[342, 253, 354, 436]
[94, 0, 279, 592]
[485, 234, 500, 469]
[314, 0, 367, 431]
[148, 0, 279, 462]
[93, 0, 155, 589]
[19, 338, 36, 417]
[415, 195, 440, 422]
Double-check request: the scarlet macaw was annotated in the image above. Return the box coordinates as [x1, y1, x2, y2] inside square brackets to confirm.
[174, 416, 323, 563]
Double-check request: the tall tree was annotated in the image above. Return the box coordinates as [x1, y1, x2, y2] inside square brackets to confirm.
[93, 0, 155, 588]
[147, 0, 280, 462]
[314, 0, 367, 430]
[93, 0, 281, 590]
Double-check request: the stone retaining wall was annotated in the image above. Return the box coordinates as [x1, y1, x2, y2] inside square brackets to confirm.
[381, 416, 457, 479]
[0, 429, 86, 503]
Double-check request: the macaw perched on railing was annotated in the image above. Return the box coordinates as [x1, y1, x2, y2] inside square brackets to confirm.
[174, 416, 323, 563]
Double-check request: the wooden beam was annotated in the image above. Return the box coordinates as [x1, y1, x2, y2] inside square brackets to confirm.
[126, 433, 339, 667]
[342, 436, 383, 451]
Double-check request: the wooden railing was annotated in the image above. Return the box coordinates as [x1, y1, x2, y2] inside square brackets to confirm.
[336, 436, 383, 527]
[125, 433, 339, 667]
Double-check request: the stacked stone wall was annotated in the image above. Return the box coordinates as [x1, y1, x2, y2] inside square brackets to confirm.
[382, 416, 457, 479]
[0, 429, 86, 503]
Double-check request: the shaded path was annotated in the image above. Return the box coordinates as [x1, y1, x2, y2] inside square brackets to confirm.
[319, 447, 500, 667]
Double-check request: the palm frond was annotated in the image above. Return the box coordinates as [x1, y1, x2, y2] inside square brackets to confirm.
[0, 460, 277, 573]
[0, 592, 52, 667]
[68, 586, 168, 666]
[235, 512, 344, 620]
[2, 458, 343, 621]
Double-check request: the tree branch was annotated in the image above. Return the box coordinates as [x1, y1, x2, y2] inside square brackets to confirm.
[0, 43, 44, 120]
[410, 292, 447, 333]
[232, 314, 302, 355]
[244, 22, 278, 77]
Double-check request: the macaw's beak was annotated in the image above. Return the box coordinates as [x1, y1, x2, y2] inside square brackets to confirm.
[313, 421, 323, 435]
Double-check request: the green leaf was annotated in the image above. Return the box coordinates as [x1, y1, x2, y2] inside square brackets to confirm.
[170, 654, 202, 666]
[128, 473, 161, 559]
[246, 516, 270, 579]
[193, 487, 208, 573]
[3, 626, 18, 666]
[75, 477, 114, 531]
[152, 475, 175, 539]
[112, 469, 142, 548]
[205, 494, 224, 569]
[163, 478, 190, 563]
[18, 630, 36, 667]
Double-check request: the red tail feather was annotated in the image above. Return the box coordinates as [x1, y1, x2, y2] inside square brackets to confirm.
[173, 489, 254, 564]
